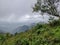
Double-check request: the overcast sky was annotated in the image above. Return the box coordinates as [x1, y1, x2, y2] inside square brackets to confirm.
[0, 0, 59, 23]
[0, 0, 60, 33]
[0, 0, 41, 23]
[0, 0, 37, 22]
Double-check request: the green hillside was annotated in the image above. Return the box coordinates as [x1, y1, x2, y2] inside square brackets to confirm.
[0, 20, 60, 45]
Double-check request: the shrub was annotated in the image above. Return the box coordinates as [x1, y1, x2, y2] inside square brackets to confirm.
[49, 19, 60, 27]
[15, 39, 29, 45]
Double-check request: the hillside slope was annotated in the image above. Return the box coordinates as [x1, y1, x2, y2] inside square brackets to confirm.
[0, 23, 60, 45]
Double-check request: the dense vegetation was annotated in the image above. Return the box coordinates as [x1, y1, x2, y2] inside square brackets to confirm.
[0, 20, 60, 45]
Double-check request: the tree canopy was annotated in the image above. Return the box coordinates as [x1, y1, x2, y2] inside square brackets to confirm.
[33, 0, 60, 17]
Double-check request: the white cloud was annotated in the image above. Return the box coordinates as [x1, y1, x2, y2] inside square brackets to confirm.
[17, 14, 30, 22]
[0, 13, 49, 23]
[0, 0, 49, 23]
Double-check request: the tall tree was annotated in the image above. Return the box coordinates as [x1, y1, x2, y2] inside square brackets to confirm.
[33, 0, 60, 17]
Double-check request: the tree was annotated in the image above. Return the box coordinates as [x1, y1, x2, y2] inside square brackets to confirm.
[5, 33, 13, 39]
[0, 35, 6, 45]
[33, 0, 60, 17]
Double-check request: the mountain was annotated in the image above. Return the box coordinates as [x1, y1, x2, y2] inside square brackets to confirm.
[0, 22, 36, 34]
[0, 22, 31, 33]
[12, 25, 30, 34]
[12, 23, 36, 34]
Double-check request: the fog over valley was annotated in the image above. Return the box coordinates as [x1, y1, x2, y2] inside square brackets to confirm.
[0, 0, 59, 33]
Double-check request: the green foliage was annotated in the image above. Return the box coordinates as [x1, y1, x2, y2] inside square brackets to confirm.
[0, 22, 60, 45]
[49, 19, 60, 27]
[15, 39, 29, 45]
[4, 33, 13, 40]
[33, 0, 60, 17]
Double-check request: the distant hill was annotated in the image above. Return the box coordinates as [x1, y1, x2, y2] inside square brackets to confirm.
[12, 25, 30, 34]
[12, 23, 36, 34]
[0, 22, 36, 33]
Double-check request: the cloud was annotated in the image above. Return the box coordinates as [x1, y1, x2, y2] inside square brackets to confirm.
[0, 0, 53, 23]
[18, 14, 30, 22]
[0, 13, 49, 23]
[0, 0, 36, 17]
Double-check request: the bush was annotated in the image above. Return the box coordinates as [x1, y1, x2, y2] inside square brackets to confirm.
[15, 40, 22, 45]
[49, 19, 60, 27]
[15, 39, 29, 45]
